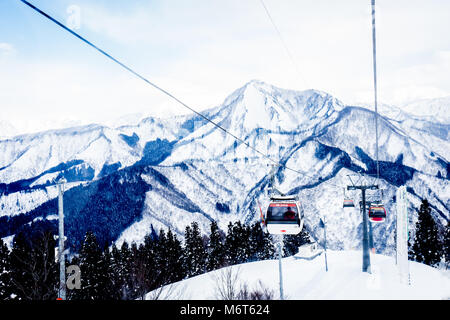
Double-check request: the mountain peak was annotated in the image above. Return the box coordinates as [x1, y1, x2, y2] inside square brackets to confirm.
[245, 79, 267, 86]
[243, 79, 274, 91]
[210, 80, 343, 139]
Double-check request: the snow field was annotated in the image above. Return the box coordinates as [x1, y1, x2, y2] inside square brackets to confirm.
[146, 250, 450, 300]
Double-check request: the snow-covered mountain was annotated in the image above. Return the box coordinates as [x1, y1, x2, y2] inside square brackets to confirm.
[400, 96, 450, 124]
[356, 100, 450, 161]
[356, 96, 450, 125]
[0, 80, 448, 253]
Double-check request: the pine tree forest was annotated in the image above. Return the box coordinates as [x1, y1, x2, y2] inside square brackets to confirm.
[0, 220, 289, 300]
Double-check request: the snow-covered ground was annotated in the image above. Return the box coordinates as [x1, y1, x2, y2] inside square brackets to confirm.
[146, 250, 450, 300]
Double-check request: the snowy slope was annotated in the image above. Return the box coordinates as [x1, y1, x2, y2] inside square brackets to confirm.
[400, 96, 450, 124]
[356, 100, 450, 161]
[0, 114, 194, 185]
[392, 117, 450, 162]
[0, 124, 134, 183]
[358, 97, 450, 159]
[145, 250, 450, 300]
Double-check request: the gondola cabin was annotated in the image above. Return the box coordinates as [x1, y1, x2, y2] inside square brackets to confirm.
[343, 199, 355, 208]
[368, 205, 386, 223]
[263, 196, 304, 235]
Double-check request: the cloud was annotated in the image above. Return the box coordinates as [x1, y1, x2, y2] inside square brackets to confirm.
[0, 58, 183, 135]
[80, 4, 157, 45]
[0, 43, 15, 57]
[377, 50, 450, 105]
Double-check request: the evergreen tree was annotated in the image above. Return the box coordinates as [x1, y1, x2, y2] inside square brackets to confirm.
[118, 241, 134, 299]
[0, 239, 12, 300]
[224, 222, 237, 265]
[443, 223, 449, 268]
[109, 244, 126, 299]
[224, 221, 251, 265]
[99, 245, 117, 299]
[207, 220, 226, 271]
[153, 229, 168, 286]
[249, 222, 275, 261]
[71, 231, 106, 300]
[165, 229, 186, 283]
[408, 235, 415, 261]
[149, 224, 159, 242]
[141, 233, 164, 292]
[129, 242, 148, 300]
[9, 230, 57, 300]
[183, 222, 207, 278]
[411, 200, 442, 266]
[283, 228, 311, 256]
[9, 232, 33, 300]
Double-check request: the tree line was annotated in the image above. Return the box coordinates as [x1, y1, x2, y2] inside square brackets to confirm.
[0, 219, 310, 300]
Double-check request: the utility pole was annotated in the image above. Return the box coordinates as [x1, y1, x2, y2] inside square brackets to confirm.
[361, 200, 375, 253]
[277, 235, 284, 300]
[347, 175, 378, 273]
[396, 186, 410, 285]
[320, 217, 328, 272]
[368, 213, 374, 253]
[361, 187, 371, 273]
[371, 0, 380, 180]
[268, 164, 287, 300]
[57, 178, 67, 300]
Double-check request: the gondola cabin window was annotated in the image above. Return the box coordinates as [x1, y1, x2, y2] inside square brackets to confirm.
[267, 203, 299, 222]
[264, 198, 304, 235]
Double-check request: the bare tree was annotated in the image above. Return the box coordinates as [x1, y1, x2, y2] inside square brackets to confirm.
[211, 266, 242, 300]
[238, 280, 275, 300]
[145, 283, 186, 300]
[211, 266, 275, 300]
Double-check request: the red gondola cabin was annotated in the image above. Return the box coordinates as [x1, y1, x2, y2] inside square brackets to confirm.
[368, 205, 386, 223]
[343, 199, 355, 208]
[262, 196, 304, 235]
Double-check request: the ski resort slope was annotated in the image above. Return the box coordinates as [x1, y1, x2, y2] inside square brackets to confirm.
[146, 250, 450, 300]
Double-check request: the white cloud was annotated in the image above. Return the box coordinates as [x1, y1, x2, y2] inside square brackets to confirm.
[0, 59, 183, 134]
[376, 50, 450, 105]
[80, 5, 157, 45]
[0, 43, 15, 57]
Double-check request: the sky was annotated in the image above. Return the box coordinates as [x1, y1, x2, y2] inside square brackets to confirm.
[1, 0, 449, 135]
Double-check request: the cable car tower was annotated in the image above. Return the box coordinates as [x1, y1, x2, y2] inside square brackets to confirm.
[347, 173, 378, 273]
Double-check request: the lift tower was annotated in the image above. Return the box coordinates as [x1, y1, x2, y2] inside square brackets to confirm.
[347, 175, 378, 273]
